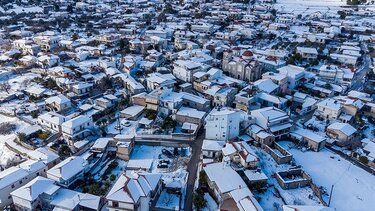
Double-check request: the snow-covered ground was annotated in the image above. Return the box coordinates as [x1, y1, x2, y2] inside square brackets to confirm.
[7, 6, 43, 14]
[274, 0, 346, 16]
[363, 122, 374, 140]
[203, 193, 218, 211]
[251, 144, 322, 209]
[0, 114, 30, 166]
[279, 141, 375, 211]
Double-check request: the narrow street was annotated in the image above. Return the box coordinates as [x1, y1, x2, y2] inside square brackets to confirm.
[351, 46, 371, 91]
[184, 129, 205, 211]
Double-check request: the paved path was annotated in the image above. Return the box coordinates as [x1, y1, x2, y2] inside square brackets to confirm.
[184, 129, 205, 211]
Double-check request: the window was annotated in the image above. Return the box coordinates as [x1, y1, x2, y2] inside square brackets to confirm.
[11, 184, 15, 188]
[112, 201, 119, 207]
[19, 181, 22, 184]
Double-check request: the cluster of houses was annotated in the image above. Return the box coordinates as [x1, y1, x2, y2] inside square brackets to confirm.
[0, 0, 374, 210]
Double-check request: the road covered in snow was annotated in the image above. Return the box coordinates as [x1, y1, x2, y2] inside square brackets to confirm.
[279, 141, 375, 211]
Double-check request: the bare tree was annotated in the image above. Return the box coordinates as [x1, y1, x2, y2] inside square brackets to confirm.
[0, 81, 11, 94]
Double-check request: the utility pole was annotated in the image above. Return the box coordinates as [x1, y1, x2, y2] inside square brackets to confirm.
[328, 184, 334, 207]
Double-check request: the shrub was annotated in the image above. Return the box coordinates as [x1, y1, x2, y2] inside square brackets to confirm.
[145, 109, 157, 120]
[0, 122, 17, 135]
[193, 193, 207, 210]
[31, 111, 39, 119]
[38, 131, 50, 140]
[359, 156, 369, 165]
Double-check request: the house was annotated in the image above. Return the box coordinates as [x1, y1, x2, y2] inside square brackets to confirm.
[10, 176, 61, 211]
[33, 35, 60, 51]
[277, 65, 305, 91]
[173, 59, 202, 82]
[146, 73, 176, 91]
[61, 115, 94, 140]
[106, 171, 162, 211]
[296, 47, 318, 60]
[45, 94, 71, 112]
[95, 94, 118, 109]
[120, 105, 145, 120]
[37, 112, 68, 133]
[71, 82, 93, 97]
[224, 141, 260, 169]
[316, 98, 342, 120]
[28, 147, 60, 169]
[175, 106, 206, 126]
[253, 79, 279, 94]
[181, 92, 211, 112]
[291, 128, 326, 152]
[91, 138, 111, 154]
[13, 39, 40, 56]
[37, 55, 60, 68]
[330, 53, 358, 65]
[115, 136, 135, 161]
[248, 124, 275, 146]
[203, 162, 263, 210]
[327, 122, 358, 146]
[212, 86, 237, 107]
[0, 160, 47, 208]
[262, 72, 288, 94]
[126, 76, 146, 95]
[11, 176, 103, 211]
[251, 107, 291, 140]
[205, 108, 241, 142]
[256, 92, 288, 109]
[202, 139, 225, 159]
[46, 156, 88, 188]
[318, 65, 354, 85]
[25, 85, 47, 98]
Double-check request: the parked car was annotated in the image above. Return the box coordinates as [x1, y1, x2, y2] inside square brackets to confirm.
[162, 149, 173, 158]
[157, 163, 168, 168]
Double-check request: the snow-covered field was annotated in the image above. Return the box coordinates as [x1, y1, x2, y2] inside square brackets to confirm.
[274, 0, 346, 16]
[251, 144, 322, 209]
[0, 114, 30, 166]
[7, 6, 43, 14]
[279, 141, 375, 211]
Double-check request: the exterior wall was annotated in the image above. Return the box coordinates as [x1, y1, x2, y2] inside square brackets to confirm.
[262, 143, 292, 164]
[0, 167, 47, 208]
[175, 114, 202, 125]
[275, 169, 311, 190]
[306, 138, 326, 152]
[317, 106, 341, 119]
[205, 112, 240, 141]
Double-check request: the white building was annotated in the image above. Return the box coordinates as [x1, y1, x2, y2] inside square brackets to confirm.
[106, 171, 162, 211]
[316, 98, 342, 120]
[45, 94, 71, 112]
[203, 162, 263, 210]
[277, 65, 305, 91]
[205, 108, 241, 141]
[0, 160, 47, 208]
[11, 176, 102, 211]
[38, 112, 68, 133]
[46, 156, 88, 188]
[296, 47, 318, 60]
[251, 107, 291, 140]
[61, 115, 94, 140]
[173, 60, 202, 82]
